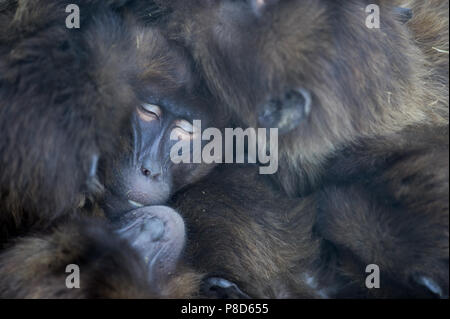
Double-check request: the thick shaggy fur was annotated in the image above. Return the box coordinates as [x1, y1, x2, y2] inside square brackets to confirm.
[0, 0, 202, 298]
[172, 165, 321, 298]
[154, 0, 449, 297]
[173, 160, 448, 298]
[1, 0, 448, 298]
[0, 217, 153, 298]
[0, 0, 134, 240]
[157, 0, 448, 192]
[404, 0, 449, 80]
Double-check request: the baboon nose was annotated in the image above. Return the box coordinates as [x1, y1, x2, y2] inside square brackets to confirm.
[141, 161, 162, 179]
[141, 167, 160, 178]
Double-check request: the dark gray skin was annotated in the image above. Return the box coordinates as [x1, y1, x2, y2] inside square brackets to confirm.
[101, 98, 202, 291]
[103, 91, 227, 220]
[114, 205, 186, 291]
[116, 204, 249, 297]
[102, 95, 254, 298]
[102, 87, 236, 296]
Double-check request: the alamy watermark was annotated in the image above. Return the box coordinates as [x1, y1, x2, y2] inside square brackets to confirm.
[65, 264, 80, 289]
[66, 4, 381, 30]
[365, 264, 381, 289]
[65, 4, 80, 29]
[366, 4, 380, 29]
[169, 120, 279, 175]
[61, 2, 384, 175]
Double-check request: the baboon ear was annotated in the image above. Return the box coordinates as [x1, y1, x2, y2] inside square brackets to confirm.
[258, 88, 312, 135]
[250, 0, 279, 15]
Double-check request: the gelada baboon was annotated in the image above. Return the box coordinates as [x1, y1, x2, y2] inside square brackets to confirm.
[102, 68, 229, 220]
[108, 136, 445, 299]
[101, 59, 443, 298]
[151, 0, 449, 297]
[0, 0, 201, 298]
[171, 162, 449, 298]
[100, 72, 322, 297]
[100, 101, 321, 298]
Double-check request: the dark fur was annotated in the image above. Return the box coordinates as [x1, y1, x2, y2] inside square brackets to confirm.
[0, 217, 153, 298]
[404, 0, 449, 81]
[0, 0, 201, 298]
[154, 0, 449, 297]
[172, 162, 448, 298]
[1, 0, 448, 298]
[158, 0, 448, 192]
[171, 164, 321, 298]
[102, 52, 228, 219]
[0, 0, 135, 240]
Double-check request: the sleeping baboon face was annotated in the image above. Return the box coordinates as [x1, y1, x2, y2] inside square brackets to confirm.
[101, 37, 229, 289]
[104, 98, 222, 219]
[102, 45, 227, 219]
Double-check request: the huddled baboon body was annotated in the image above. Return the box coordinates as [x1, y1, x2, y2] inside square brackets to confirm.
[0, 0, 448, 299]
[0, 0, 202, 298]
[153, 0, 449, 297]
[172, 164, 321, 298]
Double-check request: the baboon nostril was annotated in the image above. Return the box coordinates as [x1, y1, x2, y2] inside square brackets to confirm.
[141, 167, 152, 177]
[141, 167, 161, 179]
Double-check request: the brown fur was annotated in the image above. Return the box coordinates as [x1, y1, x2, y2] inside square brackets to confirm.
[0, 213, 202, 298]
[0, 0, 133, 240]
[0, 0, 201, 298]
[2, 0, 447, 298]
[173, 161, 448, 298]
[0, 217, 152, 298]
[172, 164, 321, 298]
[155, 0, 449, 297]
[158, 0, 448, 192]
[314, 124, 449, 297]
[404, 0, 449, 79]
